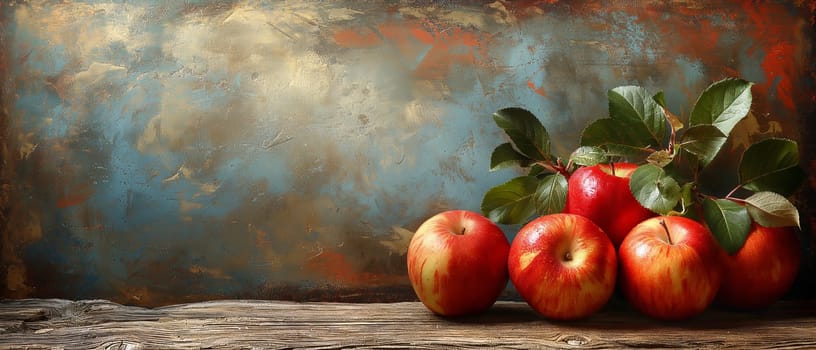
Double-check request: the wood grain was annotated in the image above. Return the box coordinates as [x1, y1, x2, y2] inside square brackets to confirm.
[0, 298, 814, 349]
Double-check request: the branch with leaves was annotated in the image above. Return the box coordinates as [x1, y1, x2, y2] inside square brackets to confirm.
[481, 78, 806, 254]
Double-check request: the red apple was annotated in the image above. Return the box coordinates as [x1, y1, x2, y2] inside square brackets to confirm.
[718, 224, 801, 309]
[565, 162, 655, 247]
[619, 216, 723, 320]
[407, 210, 510, 316]
[508, 213, 617, 320]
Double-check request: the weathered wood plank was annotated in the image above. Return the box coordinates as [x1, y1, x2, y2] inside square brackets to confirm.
[0, 298, 814, 349]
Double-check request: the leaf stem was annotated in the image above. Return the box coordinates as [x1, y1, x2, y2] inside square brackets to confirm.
[726, 184, 743, 199]
[539, 159, 571, 179]
[668, 116, 676, 155]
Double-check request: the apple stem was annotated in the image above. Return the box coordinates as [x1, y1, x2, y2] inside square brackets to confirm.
[460, 227, 466, 235]
[563, 252, 573, 262]
[539, 160, 571, 179]
[610, 162, 616, 176]
[660, 219, 673, 245]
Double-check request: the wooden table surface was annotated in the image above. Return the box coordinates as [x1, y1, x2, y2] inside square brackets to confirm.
[0, 298, 814, 349]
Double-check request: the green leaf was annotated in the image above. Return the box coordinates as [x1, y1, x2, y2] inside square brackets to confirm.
[492, 108, 551, 161]
[702, 198, 752, 254]
[646, 150, 674, 168]
[739, 138, 806, 196]
[580, 118, 655, 160]
[608, 86, 667, 147]
[629, 164, 681, 214]
[679, 124, 727, 166]
[690, 78, 753, 136]
[680, 182, 695, 214]
[528, 164, 547, 177]
[665, 110, 684, 133]
[569, 146, 608, 167]
[481, 176, 540, 225]
[653, 91, 666, 107]
[490, 143, 532, 171]
[653, 91, 685, 132]
[744, 191, 801, 228]
[534, 173, 568, 215]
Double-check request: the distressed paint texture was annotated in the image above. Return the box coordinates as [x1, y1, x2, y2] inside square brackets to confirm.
[1, 1, 815, 306]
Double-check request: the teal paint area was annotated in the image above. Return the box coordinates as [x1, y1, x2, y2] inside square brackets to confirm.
[2, 1, 814, 305]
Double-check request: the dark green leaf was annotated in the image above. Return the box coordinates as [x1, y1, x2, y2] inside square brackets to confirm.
[481, 176, 540, 225]
[528, 164, 547, 177]
[603, 144, 654, 161]
[492, 108, 551, 161]
[569, 146, 608, 167]
[629, 164, 681, 214]
[744, 191, 801, 228]
[653, 91, 685, 132]
[653, 91, 666, 107]
[739, 138, 806, 196]
[680, 182, 695, 214]
[690, 78, 753, 136]
[608, 86, 667, 147]
[744, 167, 806, 197]
[580, 118, 655, 160]
[490, 143, 532, 171]
[702, 198, 752, 254]
[646, 150, 674, 168]
[534, 173, 568, 215]
[682, 201, 703, 223]
[665, 109, 684, 132]
[679, 124, 727, 166]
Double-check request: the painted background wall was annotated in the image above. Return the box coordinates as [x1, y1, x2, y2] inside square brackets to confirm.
[2, 1, 815, 307]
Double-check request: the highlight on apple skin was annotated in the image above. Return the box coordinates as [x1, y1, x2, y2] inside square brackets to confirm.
[508, 213, 617, 321]
[406, 210, 511, 317]
[718, 224, 801, 309]
[565, 162, 655, 247]
[619, 216, 724, 321]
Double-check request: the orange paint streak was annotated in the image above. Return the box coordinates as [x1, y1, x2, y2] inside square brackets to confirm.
[634, 1, 809, 112]
[56, 188, 94, 208]
[333, 28, 382, 48]
[740, 1, 807, 112]
[306, 250, 402, 287]
[760, 42, 797, 110]
[335, 20, 492, 81]
[377, 23, 423, 56]
[408, 26, 489, 81]
[411, 27, 435, 44]
[527, 79, 547, 97]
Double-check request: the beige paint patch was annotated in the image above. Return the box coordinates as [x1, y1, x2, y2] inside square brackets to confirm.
[71, 62, 127, 87]
[398, 6, 489, 29]
[179, 198, 203, 213]
[326, 7, 365, 21]
[177, 188, 204, 213]
[404, 99, 442, 127]
[196, 182, 221, 197]
[17, 132, 37, 160]
[379, 226, 415, 256]
[13, 3, 148, 59]
[487, 1, 516, 25]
